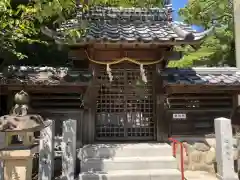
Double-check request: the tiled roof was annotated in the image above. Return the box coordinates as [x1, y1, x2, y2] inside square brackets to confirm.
[1, 66, 240, 86]
[41, 5, 213, 45]
[162, 67, 240, 85]
[0, 66, 92, 86]
[55, 21, 211, 43]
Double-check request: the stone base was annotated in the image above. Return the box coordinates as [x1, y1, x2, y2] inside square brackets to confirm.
[216, 173, 239, 180]
[173, 137, 238, 174]
[0, 146, 37, 180]
[4, 159, 33, 180]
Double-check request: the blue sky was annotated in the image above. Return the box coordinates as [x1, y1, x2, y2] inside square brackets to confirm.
[172, 0, 204, 32]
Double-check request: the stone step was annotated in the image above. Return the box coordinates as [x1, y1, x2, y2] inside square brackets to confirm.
[184, 171, 218, 180]
[81, 156, 177, 172]
[80, 143, 173, 159]
[79, 169, 181, 180]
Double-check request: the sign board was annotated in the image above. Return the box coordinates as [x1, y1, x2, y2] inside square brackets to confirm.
[172, 113, 186, 120]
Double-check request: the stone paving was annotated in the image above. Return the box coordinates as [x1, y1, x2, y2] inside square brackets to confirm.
[184, 171, 219, 180]
[185, 170, 239, 180]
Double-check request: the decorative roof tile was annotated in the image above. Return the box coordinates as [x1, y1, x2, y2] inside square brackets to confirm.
[162, 67, 240, 85]
[79, 6, 172, 21]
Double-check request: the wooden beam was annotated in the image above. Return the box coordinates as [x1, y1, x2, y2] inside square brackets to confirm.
[165, 85, 240, 94]
[0, 85, 88, 94]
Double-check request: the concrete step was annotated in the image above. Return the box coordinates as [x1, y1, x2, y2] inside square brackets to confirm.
[81, 156, 177, 172]
[79, 169, 181, 180]
[80, 143, 173, 159]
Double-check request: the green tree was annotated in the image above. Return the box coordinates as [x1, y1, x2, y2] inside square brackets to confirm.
[168, 0, 235, 67]
[0, 0, 38, 60]
[0, 0, 81, 68]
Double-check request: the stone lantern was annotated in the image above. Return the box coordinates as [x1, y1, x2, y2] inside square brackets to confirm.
[0, 90, 49, 180]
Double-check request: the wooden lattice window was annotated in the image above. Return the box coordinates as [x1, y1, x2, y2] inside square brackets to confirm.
[95, 65, 156, 140]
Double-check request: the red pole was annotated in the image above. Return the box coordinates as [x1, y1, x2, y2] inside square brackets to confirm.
[173, 142, 176, 157]
[169, 137, 185, 180]
[180, 143, 185, 180]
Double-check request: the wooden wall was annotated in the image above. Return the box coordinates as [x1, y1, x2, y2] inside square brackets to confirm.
[165, 92, 237, 136]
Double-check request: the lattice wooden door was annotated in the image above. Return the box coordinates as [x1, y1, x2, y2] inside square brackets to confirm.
[95, 65, 155, 140]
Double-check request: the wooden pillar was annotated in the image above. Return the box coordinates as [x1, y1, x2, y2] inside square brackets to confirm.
[88, 107, 95, 144]
[83, 47, 97, 144]
[155, 64, 168, 142]
[82, 106, 95, 144]
[82, 110, 88, 144]
[78, 110, 83, 147]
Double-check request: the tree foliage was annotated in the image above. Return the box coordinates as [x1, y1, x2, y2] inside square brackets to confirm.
[168, 0, 235, 67]
[0, 0, 39, 60]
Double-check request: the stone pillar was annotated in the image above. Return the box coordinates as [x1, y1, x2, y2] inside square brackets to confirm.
[235, 127, 240, 175]
[62, 119, 77, 180]
[234, 0, 240, 68]
[214, 117, 238, 180]
[0, 132, 5, 180]
[38, 120, 55, 180]
[233, 1, 240, 175]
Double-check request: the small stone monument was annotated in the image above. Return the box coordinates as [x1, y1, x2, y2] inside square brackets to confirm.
[214, 117, 238, 180]
[231, 106, 240, 176]
[0, 90, 49, 180]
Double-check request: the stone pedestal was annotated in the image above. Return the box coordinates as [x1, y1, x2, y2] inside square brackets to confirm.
[0, 146, 38, 180]
[0, 132, 37, 180]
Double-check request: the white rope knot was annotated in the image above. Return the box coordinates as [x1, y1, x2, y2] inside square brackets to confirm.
[140, 64, 147, 83]
[106, 64, 113, 82]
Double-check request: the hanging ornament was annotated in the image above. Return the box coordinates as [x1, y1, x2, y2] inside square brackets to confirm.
[135, 78, 146, 100]
[106, 64, 113, 82]
[91, 67, 95, 77]
[140, 64, 147, 83]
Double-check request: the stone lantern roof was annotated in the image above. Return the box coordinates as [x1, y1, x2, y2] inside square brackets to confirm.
[0, 90, 49, 132]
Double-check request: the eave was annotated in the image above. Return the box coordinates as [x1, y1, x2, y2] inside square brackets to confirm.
[165, 84, 240, 94]
[162, 67, 240, 94]
[41, 24, 213, 47]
